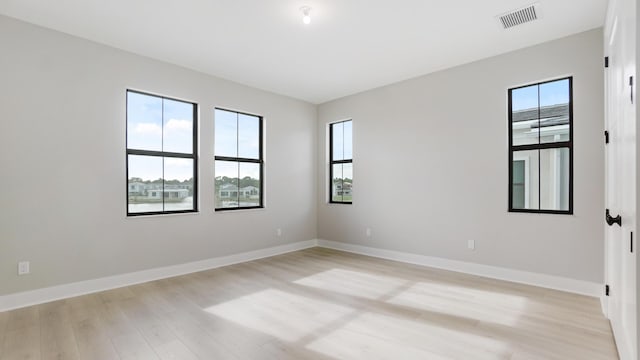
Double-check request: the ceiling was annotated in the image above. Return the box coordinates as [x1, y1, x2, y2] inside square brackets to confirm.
[0, 0, 607, 104]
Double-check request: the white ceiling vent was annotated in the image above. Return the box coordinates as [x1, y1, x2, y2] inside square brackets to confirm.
[498, 4, 539, 29]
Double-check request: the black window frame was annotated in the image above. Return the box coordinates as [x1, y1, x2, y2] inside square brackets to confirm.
[126, 89, 198, 216]
[508, 76, 573, 215]
[329, 119, 353, 204]
[214, 108, 264, 211]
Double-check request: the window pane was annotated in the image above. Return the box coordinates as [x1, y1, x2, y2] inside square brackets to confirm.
[512, 150, 539, 210]
[511, 85, 539, 146]
[215, 109, 238, 157]
[215, 160, 239, 209]
[332, 163, 343, 202]
[163, 158, 194, 211]
[539, 79, 570, 144]
[540, 147, 570, 211]
[127, 92, 162, 151]
[163, 99, 194, 153]
[343, 120, 353, 159]
[238, 114, 260, 159]
[342, 163, 353, 202]
[128, 155, 163, 213]
[332, 122, 344, 161]
[332, 163, 352, 202]
[512, 160, 526, 209]
[239, 162, 261, 207]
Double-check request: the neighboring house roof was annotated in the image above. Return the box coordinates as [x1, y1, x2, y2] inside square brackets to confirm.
[512, 104, 569, 129]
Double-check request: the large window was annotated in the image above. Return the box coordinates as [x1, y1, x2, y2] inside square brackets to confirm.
[330, 120, 353, 204]
[509, 77, 572, 214]
[214, 108, 263, 210]
[126, 90, 197, 215]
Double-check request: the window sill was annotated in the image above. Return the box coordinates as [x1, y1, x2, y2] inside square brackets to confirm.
[126, 210, 200, 219]
[215, 206, 265, 213]
[508, 209, 573, 215]
[326, 202, 352, 206]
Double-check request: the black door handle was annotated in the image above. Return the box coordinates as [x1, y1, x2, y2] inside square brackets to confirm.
[606, 209, 622, 227]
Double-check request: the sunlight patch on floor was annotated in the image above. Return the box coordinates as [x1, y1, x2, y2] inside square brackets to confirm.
[293, 268, 409, 299]
[306, 311, 511, 360]
[387, 282, 527, 326]
[205, 288, 353, 342]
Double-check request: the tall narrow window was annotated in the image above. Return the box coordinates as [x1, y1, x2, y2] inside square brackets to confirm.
[509, 77, 573, 214]
[330, 120, 353, 204]
[126, 90, 198, 216]
[214, 108, 263, 210]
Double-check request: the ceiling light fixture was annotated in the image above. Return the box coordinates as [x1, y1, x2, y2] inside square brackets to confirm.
[300, 6, 312, 25]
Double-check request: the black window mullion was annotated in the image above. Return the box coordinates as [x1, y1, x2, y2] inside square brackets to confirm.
[215, 156, 261, 163]
[236, 159, 241, 206]
[511, 141, 570, 152]
[128, 149, 196, 158]
[192, 102, 198, 212]
[536, 85, 541, 211]
[161, 99, 165, 212]
[330, 122, 336, 203]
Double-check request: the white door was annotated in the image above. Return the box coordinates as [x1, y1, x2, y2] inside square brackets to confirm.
[604, 1, 637, 359]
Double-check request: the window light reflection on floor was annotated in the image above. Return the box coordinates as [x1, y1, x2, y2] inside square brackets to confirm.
[205, 288, 353, 342]
[387, 282, 527, 326]
[293, 268, 409, 300]
[306, 311, 510, 359]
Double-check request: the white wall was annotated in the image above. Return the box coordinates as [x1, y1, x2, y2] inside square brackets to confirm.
[0, 15, 317, 296]
[317, 29, 604, 283]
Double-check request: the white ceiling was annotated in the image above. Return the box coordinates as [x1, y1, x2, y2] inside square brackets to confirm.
[0, 0, 607, 104]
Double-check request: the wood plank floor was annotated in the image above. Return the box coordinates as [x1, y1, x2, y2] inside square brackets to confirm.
[0, 248, 618, 359]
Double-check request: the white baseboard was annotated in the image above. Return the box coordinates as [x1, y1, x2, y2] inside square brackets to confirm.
[317, 239, 603, 298]
[1, 238, 604, 312]
[0, 240, 317, 312]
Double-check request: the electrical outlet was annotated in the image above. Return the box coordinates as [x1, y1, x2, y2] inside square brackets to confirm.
[276, 228, 282, 237]
[18, 261, 30, 275]
[467, 240, 475, 250]
[365, 228, 372, 237]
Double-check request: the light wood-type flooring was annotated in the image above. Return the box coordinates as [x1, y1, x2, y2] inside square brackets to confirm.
[0, 247, 618, 359]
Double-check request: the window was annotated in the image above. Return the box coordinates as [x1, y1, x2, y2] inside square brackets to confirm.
[214, 108, 263, 210]
[126, 90, 197, 216]
[330, 120, 353, 204]
[509, 77, 572, 214]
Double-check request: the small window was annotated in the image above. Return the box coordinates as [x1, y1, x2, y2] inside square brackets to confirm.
[214, 108, 263, 210]
[330, 120, 353, 204]
[126, 90, 198, 216]
[509, 77, 573, 214]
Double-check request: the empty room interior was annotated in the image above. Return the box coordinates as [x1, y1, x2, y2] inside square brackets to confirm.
[0, 0, 639, 359]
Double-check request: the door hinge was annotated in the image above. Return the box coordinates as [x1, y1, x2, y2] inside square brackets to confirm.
[630, 76, 634, 104]
[605, 284, 610, 296]
[605, 56, 609, 68]
[631, 232, 634, 253]
[604, 130, 609, 144]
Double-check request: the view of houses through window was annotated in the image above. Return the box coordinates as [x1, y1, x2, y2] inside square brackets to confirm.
[214, 108, 263, 210]
[509, 77, 572, 213]
[330, 120, 353, 203]
[126, 91, 197, 215]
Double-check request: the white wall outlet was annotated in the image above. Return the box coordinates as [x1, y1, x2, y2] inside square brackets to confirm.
[18, 261, 30, 275]
[365, 228, 372, 237]
[467, 240, 475, 250]
[276, 228, 282, 237]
